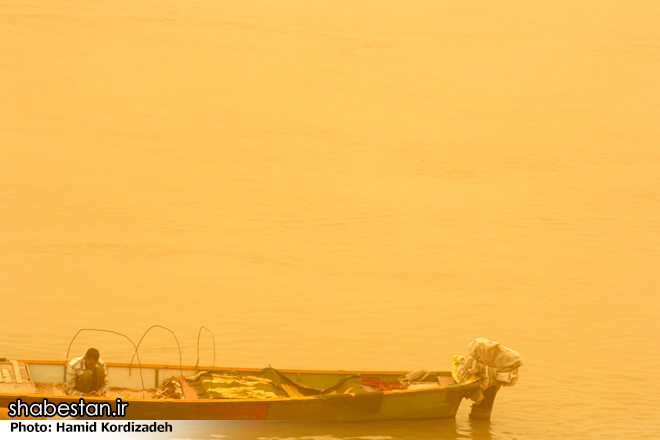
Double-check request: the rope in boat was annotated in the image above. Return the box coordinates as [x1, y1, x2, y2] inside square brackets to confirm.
[128, 325, 184, 379]
[195, 326, 217, 396]
[195, 326, 216, 372]
[65, 328, 146, 397]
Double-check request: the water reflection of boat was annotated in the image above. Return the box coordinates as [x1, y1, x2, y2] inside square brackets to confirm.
[0, 360, 497, 421]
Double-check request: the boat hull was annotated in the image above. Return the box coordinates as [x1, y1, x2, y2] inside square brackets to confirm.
[0, 388, 473, 421]
[0, 360, 479, 421]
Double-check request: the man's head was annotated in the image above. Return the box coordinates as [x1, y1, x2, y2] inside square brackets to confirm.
[84, 348, 100, 370]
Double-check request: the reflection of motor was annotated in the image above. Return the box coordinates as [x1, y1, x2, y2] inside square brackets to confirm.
[155, 376, 183, 399]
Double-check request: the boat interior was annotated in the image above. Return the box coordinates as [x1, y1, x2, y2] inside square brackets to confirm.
[1, 359, 457, 400]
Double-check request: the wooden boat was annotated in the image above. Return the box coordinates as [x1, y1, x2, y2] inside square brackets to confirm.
[0, 359, 496, 421]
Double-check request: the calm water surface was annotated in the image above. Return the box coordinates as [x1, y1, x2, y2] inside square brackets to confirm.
[1, 1, 659, 438]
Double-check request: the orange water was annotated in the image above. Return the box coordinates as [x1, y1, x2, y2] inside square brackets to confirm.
[1, 1, 659, 438]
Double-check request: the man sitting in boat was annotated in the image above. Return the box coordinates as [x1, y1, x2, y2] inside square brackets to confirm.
[64, 348, 109, 396]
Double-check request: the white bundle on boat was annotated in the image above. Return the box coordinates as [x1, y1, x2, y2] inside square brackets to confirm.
[155, 376, 183, 399]
[397, 370, 430, 388]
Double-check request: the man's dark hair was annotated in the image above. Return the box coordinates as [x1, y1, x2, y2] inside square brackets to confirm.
[85, 348, 100, 361]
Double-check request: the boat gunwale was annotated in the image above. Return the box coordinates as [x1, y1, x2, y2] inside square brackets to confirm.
[15, 359, 455, 377]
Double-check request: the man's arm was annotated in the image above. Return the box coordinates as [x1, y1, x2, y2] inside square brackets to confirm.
[64, 360, 84, 396]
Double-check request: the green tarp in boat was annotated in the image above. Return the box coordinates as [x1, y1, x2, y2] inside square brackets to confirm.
[185, 367, 383, 413]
